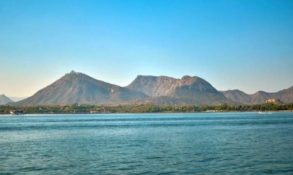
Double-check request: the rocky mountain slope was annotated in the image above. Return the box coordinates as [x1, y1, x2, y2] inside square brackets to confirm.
[15, 71, 146, 106]
[127, 75, 230, 105]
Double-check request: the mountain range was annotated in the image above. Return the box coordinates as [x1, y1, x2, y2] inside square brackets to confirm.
[222, 87, 293, 104]
[3, 71, 292, 106]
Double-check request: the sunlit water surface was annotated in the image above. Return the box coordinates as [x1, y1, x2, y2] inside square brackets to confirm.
[1, 112, 293, 174]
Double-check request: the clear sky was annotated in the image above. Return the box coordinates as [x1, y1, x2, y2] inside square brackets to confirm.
[0, 0, 293, 97]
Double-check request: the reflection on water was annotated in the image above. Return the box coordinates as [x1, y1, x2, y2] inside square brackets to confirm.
[1, 112, 293, 174]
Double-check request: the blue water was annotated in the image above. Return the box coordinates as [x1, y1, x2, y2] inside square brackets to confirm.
[0, 112, 293, 175]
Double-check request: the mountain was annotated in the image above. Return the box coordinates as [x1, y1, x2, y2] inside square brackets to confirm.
[250, 86, 293, 104]
[0, 95, 13, 105]
[222, 90, 252, 104]
[250, 91, 272, 104]
[11, 71, 293, 106]
[15, 71, 147, 106]
[271, 86, 293, 103]
[222, 86, 293, 104]
[127, 75, 230, 105]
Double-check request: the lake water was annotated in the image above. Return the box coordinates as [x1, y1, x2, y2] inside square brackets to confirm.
[0, 112, 293, 174]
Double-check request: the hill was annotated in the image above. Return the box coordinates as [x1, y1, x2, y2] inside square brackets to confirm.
[127, 75, 230, 105]
[0, 95, 13, 105]
[15, 71, 146, 106]
[222, 86, 293, 104]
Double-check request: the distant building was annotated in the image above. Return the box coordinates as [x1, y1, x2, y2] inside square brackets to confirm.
[265, 98, 282, 104]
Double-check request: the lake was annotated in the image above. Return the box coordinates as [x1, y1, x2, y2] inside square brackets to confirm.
[1, 112, 293, 174]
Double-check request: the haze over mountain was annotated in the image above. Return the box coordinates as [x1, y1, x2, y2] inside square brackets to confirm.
[11, 71, 293, 106]
[15, 71, 146, 106]
[0, 95, 13, 105]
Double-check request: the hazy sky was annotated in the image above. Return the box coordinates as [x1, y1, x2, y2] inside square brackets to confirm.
[0, 0, 293, 97]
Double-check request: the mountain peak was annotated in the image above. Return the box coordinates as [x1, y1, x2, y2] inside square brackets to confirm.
[255, 91, 269, 95]
[181, 75, 195, 79]
[222, 89, 251, 104]
[62, 71, 92, 81]
[136, 75, 157, 79]
[15, 72, 146, 106]
[0, 94, 13, 105]
[67, 70, 83, 76]
[136, 75, 174, 80]
[181, 75, 201, 84]
[0, 94, 9, 98]
[224, 89, 245, 93]
[68, 70, 84, 75]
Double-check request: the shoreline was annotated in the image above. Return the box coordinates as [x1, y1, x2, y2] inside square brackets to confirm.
[1, 103, 293, 115]
[1, 110, 293, 116]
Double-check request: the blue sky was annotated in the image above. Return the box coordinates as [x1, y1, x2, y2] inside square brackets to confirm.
[0, 0, 292, 97]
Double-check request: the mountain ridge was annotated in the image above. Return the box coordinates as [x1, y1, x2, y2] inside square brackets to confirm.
[222, 86, 293, 104]
[15, 71, 147, 106]
[127, 75, 230, 105]
[10, 71, 293, 106]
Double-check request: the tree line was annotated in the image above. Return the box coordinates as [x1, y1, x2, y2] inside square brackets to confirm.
[0, 103, 293, 114]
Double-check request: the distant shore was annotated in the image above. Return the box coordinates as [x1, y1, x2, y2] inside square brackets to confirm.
[1, 103, 293, 115]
